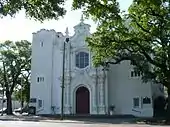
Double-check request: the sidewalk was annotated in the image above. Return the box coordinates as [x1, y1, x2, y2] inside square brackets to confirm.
[0, 114, 164, 125]
[0, 114, 44, 121]
[0, 114, 83, 122]
[0, 114, 141, 125]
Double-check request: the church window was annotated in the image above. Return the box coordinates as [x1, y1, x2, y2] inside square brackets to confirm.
[133, 98, 140, 108]
[142, 97, 151, 104]
[37, 77, 44, 82]
[40, 77, 44, 82]
[38, 100, 43, 108]
[40, 42, 43, 47]
[131, 71, 141, 77]
[130, 61, 135, 65]
[131, 71, 134, 77]
[76, 52, 89, 68]
[37, 77, 39, 82]
[30, 98, 36, 103]
[137, 71, 141, 76]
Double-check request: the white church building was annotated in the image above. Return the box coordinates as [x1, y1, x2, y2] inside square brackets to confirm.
[29, 17, 164, 117]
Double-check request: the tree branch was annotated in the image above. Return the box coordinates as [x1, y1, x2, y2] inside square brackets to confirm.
[104, 55, 133, 65]
[148, 7, 163, 19]
[135, 20, 151, 33]
[131, 39, 165, 68]
[129, 14, 151, 34]
[10, 70, 20, 94]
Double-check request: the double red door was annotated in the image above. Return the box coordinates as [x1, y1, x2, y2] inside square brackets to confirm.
[76, 86, 90, 114]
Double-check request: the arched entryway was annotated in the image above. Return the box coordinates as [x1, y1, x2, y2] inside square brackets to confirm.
[76, 86, 90, 114]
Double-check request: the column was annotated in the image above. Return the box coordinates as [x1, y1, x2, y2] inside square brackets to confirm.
[104, 70, 109, 114]
[66, 77, 71, 114]
[64, 77, 71, 114]
[68, 80, 71, 114]
[64, 82, 67, 111]
[64, 42, 71, 114]
[91, 74, 98, 114]
[98, 73, 106, 114]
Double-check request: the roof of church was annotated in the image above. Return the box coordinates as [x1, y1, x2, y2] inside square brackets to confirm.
[73, 15, 91, 29]
[32, 15, 90, 36]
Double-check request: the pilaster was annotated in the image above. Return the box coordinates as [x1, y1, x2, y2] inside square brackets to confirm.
[98, 69, 106, 114]
[90, 72, 98, 114]
[104, 70, 109, 114]
[91, 94, 97, 114]
[64, 74, 71, 114]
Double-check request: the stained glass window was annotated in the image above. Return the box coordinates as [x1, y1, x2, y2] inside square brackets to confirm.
[76, 52, 89, 68]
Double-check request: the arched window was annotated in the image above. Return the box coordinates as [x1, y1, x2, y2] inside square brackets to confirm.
[76, 52, 89, 68]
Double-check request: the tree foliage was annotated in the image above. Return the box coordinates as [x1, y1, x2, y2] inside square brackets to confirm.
[73, 0, 170, 117]
[73, 0, 170, 87]
[0, 0, 66, 21]
[14, 76, 30, 104]
[0, 40, 31, 114]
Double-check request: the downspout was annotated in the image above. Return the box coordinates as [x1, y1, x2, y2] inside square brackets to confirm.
[103, 68, 108, 114]
[69, 43, 71, 99]
[50, 33, 55, 114]
[150, 82, 154, 116]
[102, 67, 106, 113]
[68, 41, 71, 113]
[95, 68, 98, 114]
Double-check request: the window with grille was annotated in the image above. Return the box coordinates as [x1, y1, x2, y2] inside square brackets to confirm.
[75, 52, 89, 69]
[131, 71, 141, 77]
[143, 97, 151, 104]
[133, 98, 140, 108]
[37, 77, 44, 82]
[38, 100, 43, 108]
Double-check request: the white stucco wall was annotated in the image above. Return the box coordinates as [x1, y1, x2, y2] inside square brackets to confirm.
[30, 29, 57, 114]
[108, 60, 153, 117]
[51, 33, 65, 114]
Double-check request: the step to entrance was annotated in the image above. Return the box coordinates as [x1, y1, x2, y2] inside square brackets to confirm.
[38, 114, 136, 119]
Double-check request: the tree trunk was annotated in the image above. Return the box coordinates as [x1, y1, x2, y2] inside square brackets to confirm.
[6, 91, 13, 115]
[20, 100, 24, 114]
[21, 100, 24, 108]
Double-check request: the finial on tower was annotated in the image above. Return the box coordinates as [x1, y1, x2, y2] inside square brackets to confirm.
[80, 14, 84, 22]
[65, 27, 69, 36]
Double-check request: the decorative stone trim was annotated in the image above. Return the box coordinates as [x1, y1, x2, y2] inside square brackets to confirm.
[98, 105, 106, 114]
[64, 105, 71, 114]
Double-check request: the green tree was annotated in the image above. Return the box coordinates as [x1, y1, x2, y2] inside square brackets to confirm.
[73, 0, 170, 118]
[0, 40, 31, 115]
[14, 74, 31, 108]
[0, 0, 66, 21]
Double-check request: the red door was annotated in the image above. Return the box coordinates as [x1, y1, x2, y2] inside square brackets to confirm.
[76, 86, 90, 114]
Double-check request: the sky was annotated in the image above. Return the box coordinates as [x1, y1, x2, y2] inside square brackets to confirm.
[0, 0, 133, 42]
